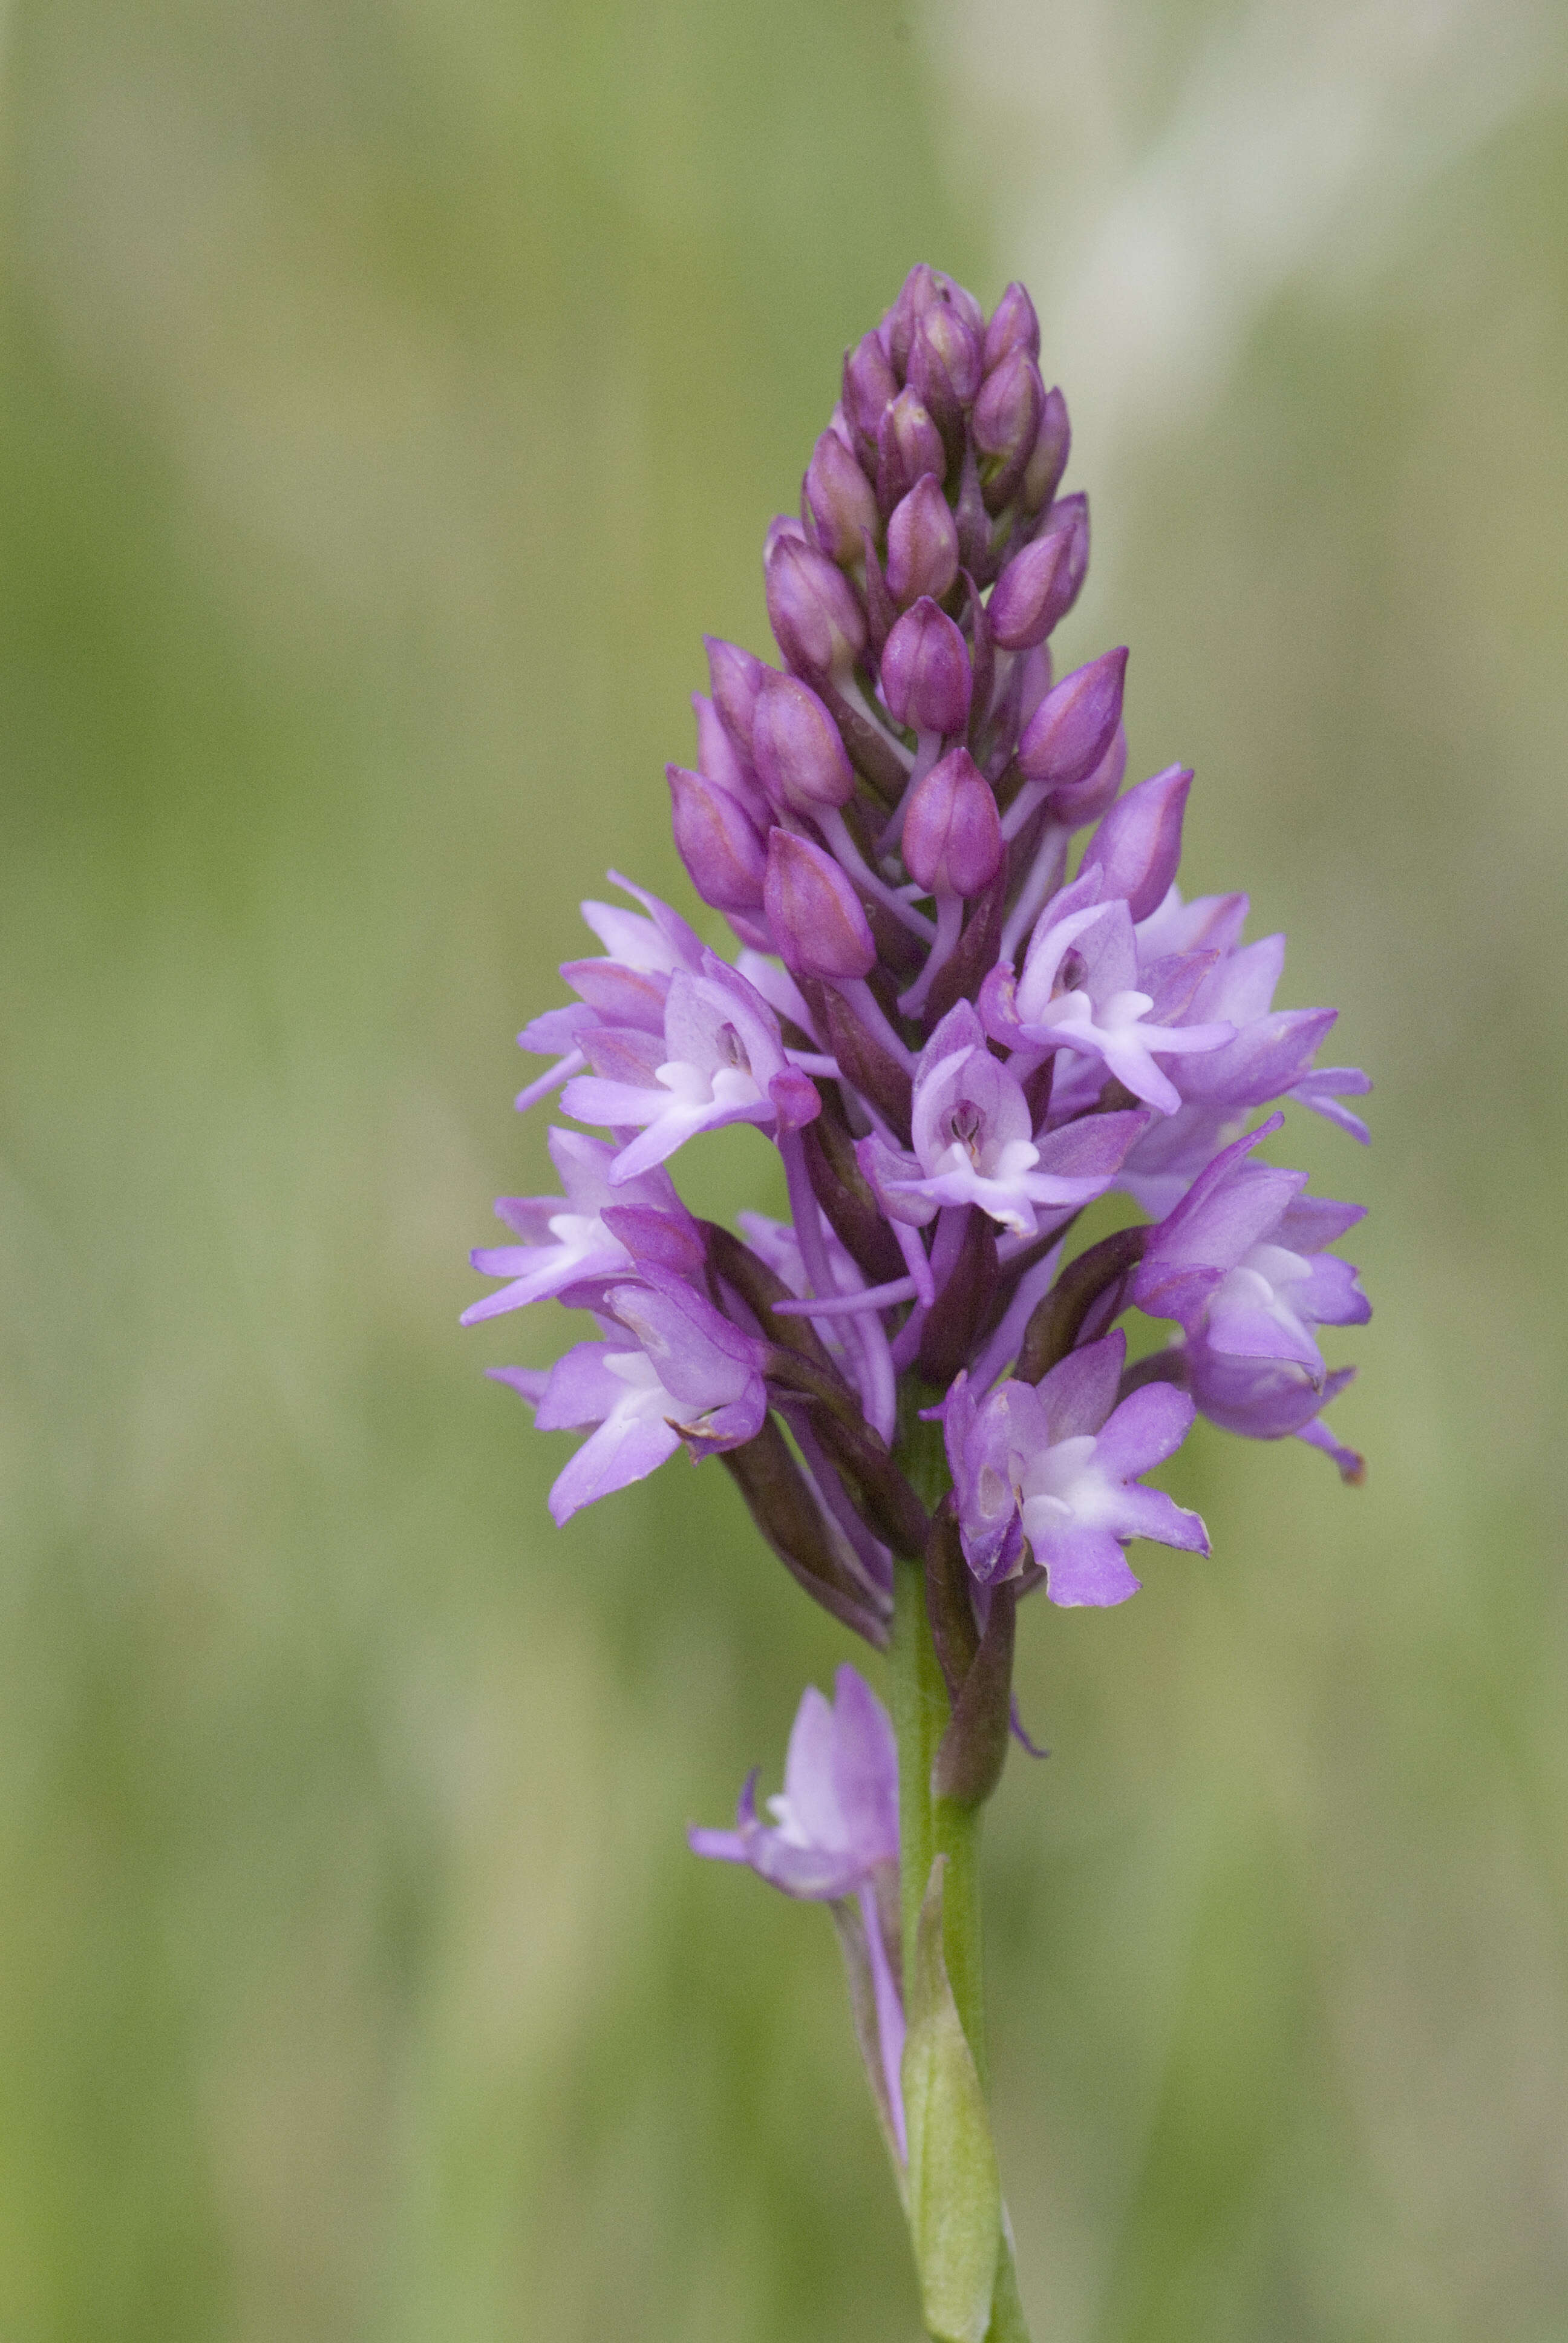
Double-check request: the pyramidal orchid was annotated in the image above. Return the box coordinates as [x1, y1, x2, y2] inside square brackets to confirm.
[465, 265, 1370, 2341]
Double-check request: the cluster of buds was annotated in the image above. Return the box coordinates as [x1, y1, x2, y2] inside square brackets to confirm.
[466, 265, 1369, 2327]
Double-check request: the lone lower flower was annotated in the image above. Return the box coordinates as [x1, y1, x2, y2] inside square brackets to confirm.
[465, 263, 1370, 2341]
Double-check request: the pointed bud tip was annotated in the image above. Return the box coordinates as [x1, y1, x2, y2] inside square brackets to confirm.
[880, 598, 972, 736]
[762, 829, 877, 980]
[886, 474, 960, 609]
[902, 746, 1002, 898]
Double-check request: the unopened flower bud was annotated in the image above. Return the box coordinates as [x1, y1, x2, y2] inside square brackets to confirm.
[1021, 386, 1071, 514]
[885, 474, 959, 608]
[909, 303, 984, 431]
[876, 388, 947, 513]
[1016, 642, 1053, 729]
[667, 767, 768, 911]
[886, 264, 984, 379]
[751, 672, 856, 813]
[982, 281, 1041, 370]
[902, 747, 1003, 897]
[973, 350, 1045, 514]
[764, 513, 808, 563]
[693, 690, 766, 819]
[763, 830, 877, 979]
[803, 428, 880, 566]
[841, 330, 897, 462]
[880, 598, 972, 736]
[1049, 722, 1126, 828]
[1080, 763, 1192, 921]
[765, 535, 867, 684]
[704, 637, 768, 758]
[987, 503, 1086, 650]
[1016, 647, 1129, 794]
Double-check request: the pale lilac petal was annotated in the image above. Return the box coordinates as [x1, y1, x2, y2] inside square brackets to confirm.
[1289, 1065, 1372, 1144]
[1203, 1288, 1324, 1372]
[1091, 1381, 1197, 1478]
[561, 958, 670, 1031]
[1100, 1480, 1209, 1554]
[535, 1341, 637, 1430]
[1032, 1109, 1149, 1182]
[486, 1365, 549, 1407]
[1295, 1414, 1365, 1482]
[1034, 1331, 1125, 1442]
[1186, 1348, 1329, 1439]
[745, 1835, 870, 1899]
[687, 1824, 751, 1864]
[1034, 1519, 1142, 1607]
[1177, 1007, 1336, 1106]
[1135, 886, 1249, 960]
[829, 1663, 901, 1866]
[1295, 1253, 1371, 1326]
[547, 1413, 683, 1524]
[1275, 1195, 1366, 1252]
[514, 1049, 587, 1114]
[491, 1198, 562, 1241]
[561, 1073, 675, 1130]
[1196, 931, 1286, 1021]
[781, 1685, 848, 1850]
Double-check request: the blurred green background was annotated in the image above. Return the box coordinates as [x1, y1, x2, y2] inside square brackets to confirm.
[2, 1, 1566, 2336]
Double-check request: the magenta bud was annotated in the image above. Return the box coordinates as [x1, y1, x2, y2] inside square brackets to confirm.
[842, 330, 898, 461]
[704, 637, 769, 758]
[901, 747, 1003, 897]
[986, 508, 1085, 650]
[803, 428, 880, 566]
[886, 265, 984, 378]
[1021, 387, 1071, 514]
[667, 767, 768, 912]
[876, 388, 947, 513]
[885, 474, 960, 609]
[880, 598, 972, 736]
[692, 690, 765, 819]
[1080, 763, 1193, 922]
[1016, 642, 1053, 729]
[973, 352, 1045, 514]
[1017, 647, 1129, 793]
[764, 513, 808, 564]
[765, 535, 867, 684]
[1051, 723, 1126, 828]
[1040, 490, 1088, 598]
[751, 672, 856, 813]
[909, 303, 984, 430]
[982, 282, 1041, 370]
[763, 830, 877, 980]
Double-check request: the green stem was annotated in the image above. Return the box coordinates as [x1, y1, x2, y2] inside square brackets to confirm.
[892, 1555, 989, 2080]
[933, 1788, 987, 2094]
[892, 1554, 944, 2013]
[890, 1522, 1034, 2339]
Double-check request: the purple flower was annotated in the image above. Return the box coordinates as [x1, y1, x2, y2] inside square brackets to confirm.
[492, 1270, 768, 1525]
[512, 876, 708, 1112]
[1133, 1115, 1370, 1387]
[561, 951, 819, 1181]
[860, 1001, 1147, 1241]
[462, 1129, 691, 1325]
[984, 868, 1235, 1115]
[690, 1666, 906, 2156]
[939, 1332, 1209, 1601]
[1129, 885, 1371, 1133]
[689, 1663, 898, 1896]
